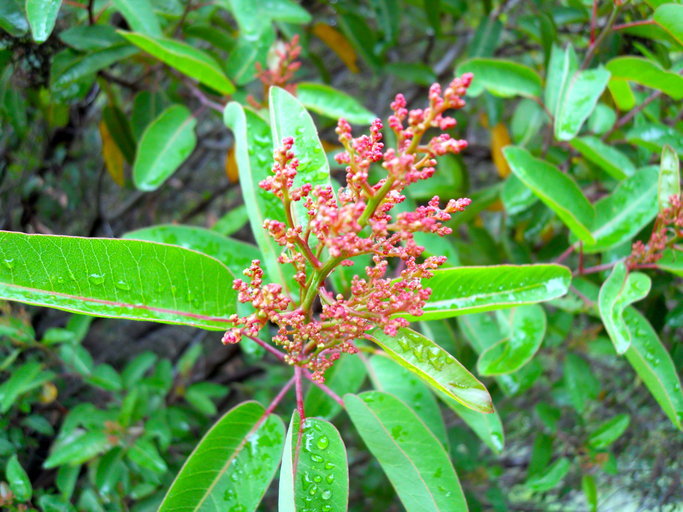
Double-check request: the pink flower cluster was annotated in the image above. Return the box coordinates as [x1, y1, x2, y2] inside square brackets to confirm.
[628, 194, 683, 267]
[223, 75, 474, 381]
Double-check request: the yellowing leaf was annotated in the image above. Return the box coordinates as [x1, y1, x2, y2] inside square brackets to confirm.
[225, 146, 239, 183]
[491, 122, 512, 178]
[312, 22, 359, 73]
[39, 382, 58, 404]
[99, 120, 125, 186]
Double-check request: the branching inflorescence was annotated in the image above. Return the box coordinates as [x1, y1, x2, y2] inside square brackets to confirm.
[223, 75, 474, 382]
[628, 194, 683, 267]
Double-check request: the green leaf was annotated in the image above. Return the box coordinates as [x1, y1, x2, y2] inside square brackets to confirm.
[345, 392, 468, 512]
[269, 86, 333, 227]
[131, 90, 166, 140]
[606, 56, 683, 100]
[125, 224, 259, 277]
[119, 31, 235, 94]
[654, 3, 683, 46]
[437, 391, 505, 454]
[569, 136, 635, 180]
[366, 327, 493, 413]
[526, 457, 570, 492]
[86, 364, 122, 391]
[456, 58, 542, 98]
[416, 263, 571, 320]
[0, 361, 54, 413]
[582, 474, 598, 512]
[303, 354, 366, 420]
[127, 439, 168, 474]
[26, 0, 62, 43]
[225, 25, 275, 86]
[554, 67, 610, 141]
[6, 455, 32, 501]
[598, 262, 651, 354]
[0, 1, 28, 37]
[223, 102, 298, 296]
[296, 82, 376, 125]
[581, 167, 659, 253]
[564, 353, 600, 414]
[133, 105, 197, 191]
[336, 10, 382, 71]
[111, 0, 161, 37]
[467, 17, 502, 57]
[278, 411, 348, 511]
[50, 44, 138, 90]
[545, 44, 578, 118]
[160, 401, 285, 512]
[588, 414, 630, 449]
[477, 305, 547, 375]
[657, 248, 683, 276]
[59, 25, 124, 51]
[659, 144, 680, 210]
[623, 308, 683, 430]
[369, 355, 448, 447]
[0, 231, 237, 330]
[608, 77, 636, 111]
[627, 122, 683, 156]
[44, 431, 111, 468]
[504, 146, 595, 243]
[384, 62, 437, 86]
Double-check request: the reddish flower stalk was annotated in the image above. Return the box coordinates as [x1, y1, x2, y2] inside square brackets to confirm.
[248, 35, 302, 109]
[224, 75, 474, 382]
[627, 194, 683, 268]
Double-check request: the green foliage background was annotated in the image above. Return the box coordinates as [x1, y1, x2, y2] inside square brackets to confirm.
[1, 1, 682, 511]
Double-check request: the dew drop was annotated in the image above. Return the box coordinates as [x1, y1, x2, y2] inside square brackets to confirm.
[310, 454, 323, 463]
[2, 258, 15, 270]
[322, 506, 332, 512]
[321, 489, 332, 501]
[229, 505, 246, 512]
[324, 462, 336, 470]
[88, 273, 105, 285]
[313, 475, 322, 483]
[316, 436, 329, 450]
[115, 280, 131, 291]
[308, 484, 318, 496]
[326, 474, 335, 484]
[56, 276, 65, 284]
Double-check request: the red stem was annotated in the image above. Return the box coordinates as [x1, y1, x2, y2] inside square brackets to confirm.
[613, 19, 655, 31]
[303, 370, 344, 406]
[264, 376, 295, 415]
[590, 0, 598, 45]
[555, 244, 577, 264]
[295, 366, 305, 420]
[245, 334, 286, 361]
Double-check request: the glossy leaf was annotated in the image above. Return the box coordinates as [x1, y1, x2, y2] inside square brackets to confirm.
[98, 121, 125, 186]
[367, 327, 493, 413]
[369, 355, 448, 446]
[598, 262, 651, 354]
[125, 224, 259, 277]
[416, 263, 571, 320]
[304, 354, 366, 420]
[345, 392, 468, 512]
[133, 105, 196, 191]
[59, 25, 124, 51]
[582, 474, 598, 512]
[223, 102, 298, 296]
[119, 31, 235, 94]
[588, 414, 630, 449]
[657, 249, 683, 277]
[437, 391, 505, 454]
[50, 44, 138, 89]
[44, 431, 111, 468]
[606, 56, 683, 100]
[623, 308, 683, 430]
[659, 145, 680, 210]
[569, 136, 634, 180]
[127, 439, 167, 474]
[457, 58, 542, 98]
[581, 167, 659, 253]
[0, 1, 28, 36]
[296, 82, 375, 125]
[160, 401, 285, 512]
[477, 305, 547, 375]
[26, 0, 62, 43]
[526, 457, 570, 492]
[0, 231, 237, 330]
[269, 86, 333, 227]
[112, 0, 161, 37]
[608, 78, 636, 111]
[504, 146, 595, 243]
[278, 411, 348, 511]
[545, 44, 578, 117]
[0, 361, 54, 413]
[654, 3, 683, 46]
[554, 67, 610, 141]
[627, 122, 683, 156]
[6, 455, 32, 501]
